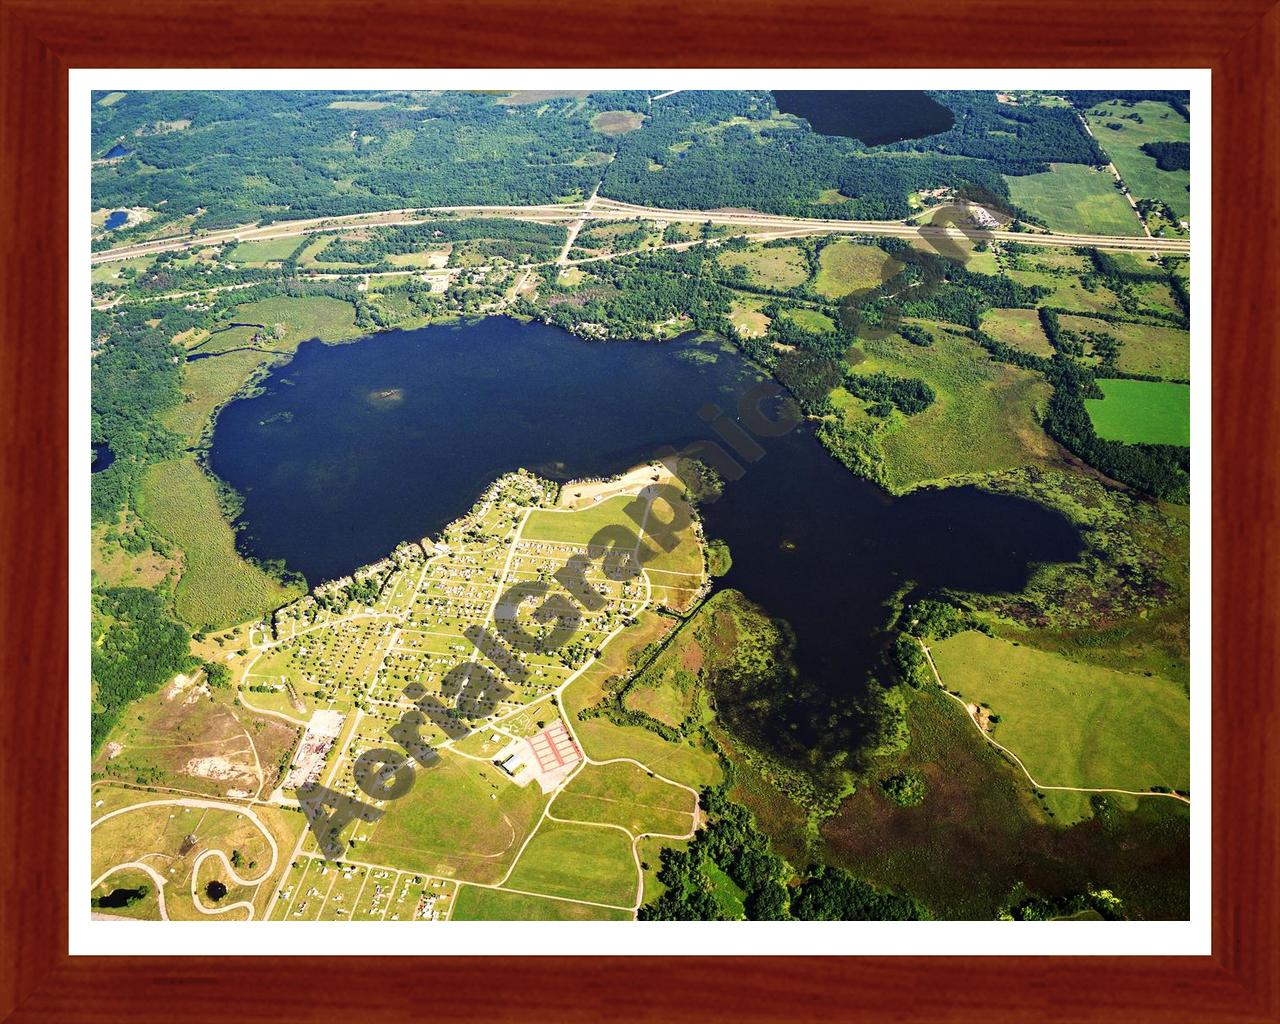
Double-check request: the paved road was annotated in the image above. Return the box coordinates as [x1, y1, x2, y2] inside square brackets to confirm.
[91, 195, 1191, 267]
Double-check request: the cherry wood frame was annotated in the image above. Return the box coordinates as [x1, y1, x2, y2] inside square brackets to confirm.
[2, 1, 1276, 1020]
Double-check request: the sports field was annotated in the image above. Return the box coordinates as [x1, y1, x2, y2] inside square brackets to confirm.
[1085, 379, 1190, 446]
[931, 631, 1189, 822]
[1004, 163, 1143, 236]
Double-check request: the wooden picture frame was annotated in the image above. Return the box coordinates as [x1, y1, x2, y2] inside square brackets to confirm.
[2, 1, 1275, 1019]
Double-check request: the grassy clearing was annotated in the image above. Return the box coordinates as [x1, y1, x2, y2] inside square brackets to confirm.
[522, 494, 639, 544]
[981, 308, 1055, 357]
[136, 457, 302, 627]
[91, 868, 163, 920]
[91, 256, 153, 284]
[592, 110, 645, 135]
[552, 761, 695, 837]
[505, 819, 637, 906]
[1085, 379, 1190, 446]
[98, 91, 128, 106]
[717, 244, 809, 289]
[357, 751, 547, 884]
[1058, 315, 1189, 380]
[780, 307, 835, 333]
[931, 630, 1189, 822]
[451, 885, 632, 920]
[164, 349, 276, 444]
[1085, 100, 1190, 219]
[227, 237, 304, 264]
[813, 240, 901, 299]
[853, 326, 1056, 491]
[1004, 164, 1143, 236]
[234, 294, 359, 343]
[728, 297, 770, 338]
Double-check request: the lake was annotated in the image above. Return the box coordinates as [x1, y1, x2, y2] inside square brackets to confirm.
[772, 90, 954, 146]
[92, 442, 115, 473]
[104, 210, 128, 230]
[104, 144, 132, 160]
[210, 319, 1080, 734]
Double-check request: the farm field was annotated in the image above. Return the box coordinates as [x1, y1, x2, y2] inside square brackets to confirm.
[930, 630, 1190, 822]
[1004, 163, 1143, 236]
[1085, 100, 1191, 220]
[1085, 379, 1191, 446]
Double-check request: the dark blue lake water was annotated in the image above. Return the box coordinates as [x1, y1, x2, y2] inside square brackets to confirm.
[92, 442, 115, 473]
[209, 319, 1080, 732]
[772, 90, 954, 146]
[104, 144, 132, 160]
[104, 210, 128, 230]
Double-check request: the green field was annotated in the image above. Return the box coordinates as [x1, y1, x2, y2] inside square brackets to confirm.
[136, 457, 303, 628]
[813, 240, 901, 299]
[848, 327, 1056, 491]
[522, 494, 639, 544]
[780, 307, 835, 333]
[358, 751, 547, 884]
[450, 885, 632, 920]
[551, 761, 695, 837]
[227, 236, 304, 264]
[931, 630, 1190, 822]
[717, 244, 809, 289]
[234, 294, 359, 343]
[1059, 315, 1189, 380]
[1085, 379, 1190, 446]
[504, 819, 637, 907]
[1004, 163, 1143, 236]
[1086, 100, 1191, 220]
[981, 308, 1055, 357]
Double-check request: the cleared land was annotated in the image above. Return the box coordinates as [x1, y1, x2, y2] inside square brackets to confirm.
[592, 111, 645, 135]
[1058, 314, 1189, 380]
[505, 819, 637, 907]
[846, 326, 1056, 491]
[981, 308, 1055, 357]
[717, 244, 809, 290]
[228, 237, 304, 264]
[1085, 100, 1191, 220]
[813, 239, 901, 299]
[552, 761, 696, 837]
[931, 630, 1189, 822]
[450, 885, 632, 920]
[1004, 164, 1143, 236]
[1085, 379, 1190, 446]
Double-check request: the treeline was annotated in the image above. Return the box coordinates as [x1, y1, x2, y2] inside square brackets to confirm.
[1140, 140, 1190, 172]
[91, 587, 197, 750]
[640, 786, 923, 920]
[317, 218, 566, 266]
[1066, 91, 1191, 122]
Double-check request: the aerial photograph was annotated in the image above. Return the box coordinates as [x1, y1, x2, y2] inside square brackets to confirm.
[88, 86, 1194, 925]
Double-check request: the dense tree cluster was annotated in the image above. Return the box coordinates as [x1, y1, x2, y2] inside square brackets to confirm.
[92, 587, 197, 750]
[790, 865, 925, 920]
[842, 370, 936, 416]
[1140, 140, 1190, 172]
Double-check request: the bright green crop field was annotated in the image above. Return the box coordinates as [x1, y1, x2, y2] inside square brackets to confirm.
[1085, 379, 1190, 446]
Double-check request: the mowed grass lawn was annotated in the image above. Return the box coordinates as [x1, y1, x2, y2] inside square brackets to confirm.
[551, 761, 696, 837]
[931, 631, 1189, 822]
[1086, 100, 1191, 219]
[1085, 379, 1190, 446]
[505, 819, 637, 907]
[851, 327, 1056, 491]
[522, 494, 640, 545]
[980, 308, 1055, 357]
[450, 885, 632, 920]
[717, 244, 809, 289]
[813, 239, 901, 299]
[359, 751, 547, 884]
[1004, 163, 1142, 236]
[136, 457, 303, 628]
[1058, 314, 1189, 380]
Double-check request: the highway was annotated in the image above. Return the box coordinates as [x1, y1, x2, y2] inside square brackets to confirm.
[91, 195, 1191, 267]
